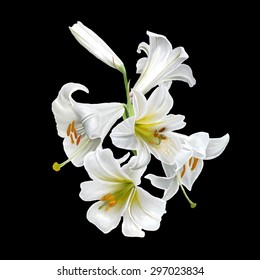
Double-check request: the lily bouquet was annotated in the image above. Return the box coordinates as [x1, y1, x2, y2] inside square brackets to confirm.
[52, 21, 229, 237]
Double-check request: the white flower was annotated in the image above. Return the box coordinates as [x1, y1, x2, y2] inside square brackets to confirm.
[146, 132, 230, 202]
[133, 31, 196, 95]
[52, 82, 124, 170]
[110, 84, 186, 169]
[69, 21, 125, 73]
[79, 148, 166, 237]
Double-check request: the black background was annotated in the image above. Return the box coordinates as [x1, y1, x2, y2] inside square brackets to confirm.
[2, 2, 258, 260]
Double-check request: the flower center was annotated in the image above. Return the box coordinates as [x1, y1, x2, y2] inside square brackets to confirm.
[135, 124, 167, 145]
[66, 120, 82, 146]
[99, 182, 134, 211]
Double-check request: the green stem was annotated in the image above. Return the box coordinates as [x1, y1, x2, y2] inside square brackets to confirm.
[121, 67, 134, 117]
[179, 184, 197, 208]
[122, 69, 130, 105]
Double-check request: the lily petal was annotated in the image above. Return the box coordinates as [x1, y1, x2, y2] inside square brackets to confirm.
[52, 82, 89, 137]
[87, 201, 125, 234]
[129, 187, 166, 231]
[171, 146, 193, 171]
[144, 84, 174, 122]
[185, 132, 210, 159]
[122, 156, 147, 186]
[122, 209, 145, 238]
[89, 102, 124, 139]
[145, 173, 175, 190]
[132, 141, 151, 170]
[80, 181, 117, 201]
[84, 148, 131, 183]
[63, 136, 101, 167]
[205, 133, 230, 160]
[145, 173, 179, 201]
[110, 116, 138, 151]
[168, 64, 196, 87]
[162, 115, 186, 132]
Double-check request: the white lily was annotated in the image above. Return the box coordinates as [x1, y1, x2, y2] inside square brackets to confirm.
[52, 82, 124, 170]
[69, 21, 125, 74]
[146, 132, 230, 206]
[80, 148, 166, 237]
[110, 83, 186, 169]
[133, 31, 196, 95]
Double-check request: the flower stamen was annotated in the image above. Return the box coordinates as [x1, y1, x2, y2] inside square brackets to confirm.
[66, 123, 71, 136]
[99, 193, 118, 211]
[99, 183, 134, 211]
[67, 120, 82, 146]
[181, 164, 186, 178]
[135, 124, 167, 146]
[191, 157, 199, 171]
[159, 127, 166, 133]
[52, 137, 90, 172]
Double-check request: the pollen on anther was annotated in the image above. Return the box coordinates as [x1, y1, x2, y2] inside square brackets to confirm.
[108, 200, 117, 207]
[73, 129, 78, 139]
[66, 123, 71, 137]
[191, 158, 199, 171]
[189, 158, 192, 167]
[159, 127, 166, 133]
[101, 193, 112, 201]
[181, 164, 186, 178]
[71, 120, 75, 131]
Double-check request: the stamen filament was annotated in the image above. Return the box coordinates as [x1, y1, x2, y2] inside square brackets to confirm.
[179, 183, 197, 208]
[76, 135, 81, 145]
[70, 134, 74, 144]
[52, 138, 90, 171]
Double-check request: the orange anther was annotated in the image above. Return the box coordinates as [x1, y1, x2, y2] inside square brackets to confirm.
[101, 193, 112, 201]
[66, 123, 71, 137]
[73, 128, 78, 139]
[181, 164, 186, 178]
[71, 120, 75, 132]
[191, 158, 199, 171]
[108, 200, 117, 207]
[159, 127, 166, 133]
[189, 157, 192, 167]
[154, 130, 159, 137]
